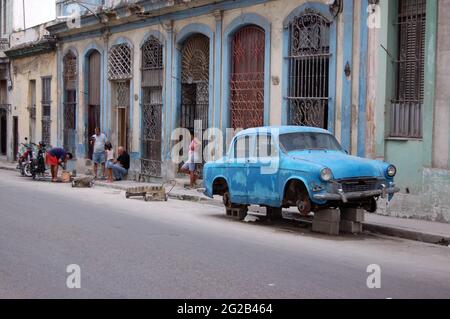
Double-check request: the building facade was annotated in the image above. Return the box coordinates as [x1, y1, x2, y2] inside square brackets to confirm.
[1, 0, 448, 223]
[0, 0, 56, 161]
[365, 0, 450, 223]
[46, 0, 369, 181]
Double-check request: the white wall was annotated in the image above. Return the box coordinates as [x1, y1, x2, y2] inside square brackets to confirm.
[13, 0, 56, 32]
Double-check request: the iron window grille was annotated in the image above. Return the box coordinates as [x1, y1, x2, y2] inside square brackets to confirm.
[63, 52, 78, 155]
[390, 0, 426, 138]
[286, 9, 331, 129]
[141, 36, 163, 178]
[108, 43, 132, 81]
[41, 77, 52, 146]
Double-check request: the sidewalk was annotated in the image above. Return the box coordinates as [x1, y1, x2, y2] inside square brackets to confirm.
[1, 159, 449, 245]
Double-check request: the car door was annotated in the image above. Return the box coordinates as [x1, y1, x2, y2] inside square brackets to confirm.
[247, 133, 279, 206]
[227, 134, 251, 204]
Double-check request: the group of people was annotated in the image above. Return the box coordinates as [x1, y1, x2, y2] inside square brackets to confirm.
[91, 128, 130, 183]
[44, 127, 130, 183]
[44, 128, 200, 186]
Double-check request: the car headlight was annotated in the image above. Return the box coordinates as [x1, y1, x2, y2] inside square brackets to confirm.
[320, 168, 333, 182]
[387, 165, 397, 177]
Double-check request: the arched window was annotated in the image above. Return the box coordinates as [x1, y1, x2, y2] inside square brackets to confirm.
[141, 36, 163, 178]
[287, 9, 331, 128]
[108, 43, 132, 80]
[180, 34, 209, 131]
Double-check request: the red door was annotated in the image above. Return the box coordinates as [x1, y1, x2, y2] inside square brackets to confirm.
[230, 25, 265, 129]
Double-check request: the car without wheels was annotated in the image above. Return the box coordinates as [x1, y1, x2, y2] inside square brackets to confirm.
[203, 126, 399, 220]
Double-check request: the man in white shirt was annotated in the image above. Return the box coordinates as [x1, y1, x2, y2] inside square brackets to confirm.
[90, 127, 107, 179]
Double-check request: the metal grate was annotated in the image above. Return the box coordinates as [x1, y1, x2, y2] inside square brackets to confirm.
[115, 81, 130, 107]
[230, 25, 265, 129]
[63, 51, 77, 91]
[142, 36, 163, 71]
[109, 43, 132, 80]
[141, 36, 163, 177]
[41, 77, 51, 146]
[180, 34, 209, 131]
[391, 0, 426, 138]
[180, 34, 210, 177]
[64, 52, 77, 155]
[287, 9, 331, 128]
[340, 179, 378, 193]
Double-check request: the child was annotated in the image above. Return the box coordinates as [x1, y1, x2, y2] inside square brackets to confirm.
[179, 130, 200, 188]
[104, 142, 114, 183]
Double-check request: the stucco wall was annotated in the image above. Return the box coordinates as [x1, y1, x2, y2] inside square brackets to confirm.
[379, 168, 450, 223]
[433, 0, 450, 170]
[10, 52, 58, 147]
[55, 0, 365, 179]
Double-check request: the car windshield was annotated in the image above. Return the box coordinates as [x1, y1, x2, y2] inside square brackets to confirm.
[279, 132, 343, 152]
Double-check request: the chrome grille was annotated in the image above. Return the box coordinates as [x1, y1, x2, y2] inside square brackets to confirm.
[340, 179, 378, 193]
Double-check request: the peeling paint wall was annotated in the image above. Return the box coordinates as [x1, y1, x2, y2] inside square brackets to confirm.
[10, 51, 57, 147]
[54, 0, 366, 180]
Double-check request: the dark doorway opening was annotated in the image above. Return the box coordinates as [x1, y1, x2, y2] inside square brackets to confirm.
[87, 50, 101, 159]
[0, 109, 6, 155]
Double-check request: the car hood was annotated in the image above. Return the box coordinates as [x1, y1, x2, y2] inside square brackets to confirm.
[288, 151, 383, 179]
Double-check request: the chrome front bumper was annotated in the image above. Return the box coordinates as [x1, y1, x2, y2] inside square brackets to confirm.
[312, 187, 400, 202]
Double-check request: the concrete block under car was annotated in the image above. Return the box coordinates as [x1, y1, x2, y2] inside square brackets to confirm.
[340, 220, 363, 234]
[340, 208, 365, 222]
[313, 209, 341, 223]
[312, 220, 340, 236]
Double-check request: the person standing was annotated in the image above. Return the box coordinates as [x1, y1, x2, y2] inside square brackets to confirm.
[179, 131, 200, 188]
[111, 146, 130, 181]
[90, 127, 107, 179]
[45, 147, 73, 182]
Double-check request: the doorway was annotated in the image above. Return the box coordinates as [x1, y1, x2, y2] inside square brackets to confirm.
[112, 81, 130, 150]
[0, 109, 6, 155]
[230, 25, 265, 129]
[87, 50, 101, 159]
[13, 116, 18, 161]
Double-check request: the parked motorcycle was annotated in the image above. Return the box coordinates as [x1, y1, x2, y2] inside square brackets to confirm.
[16, 138, 37, 177]
[30, 142, 48, 180]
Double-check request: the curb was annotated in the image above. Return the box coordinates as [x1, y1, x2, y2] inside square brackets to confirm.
[363, 223, 450, 246]
[94, 180, 450, 246]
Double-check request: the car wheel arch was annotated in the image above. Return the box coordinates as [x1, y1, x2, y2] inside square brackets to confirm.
[212, 176, 229, 196]
[282, 177, 312, 205]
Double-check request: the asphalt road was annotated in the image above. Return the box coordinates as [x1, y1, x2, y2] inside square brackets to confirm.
[0, 169, 449, 299]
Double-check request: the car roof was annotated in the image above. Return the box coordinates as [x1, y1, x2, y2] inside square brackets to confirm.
[234, 126, 331, 138]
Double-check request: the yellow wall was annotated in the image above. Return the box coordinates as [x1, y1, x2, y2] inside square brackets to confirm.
[10, 51, 57, 146]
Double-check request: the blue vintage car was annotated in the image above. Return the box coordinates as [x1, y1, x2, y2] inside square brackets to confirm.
[203, 126, 399, 219]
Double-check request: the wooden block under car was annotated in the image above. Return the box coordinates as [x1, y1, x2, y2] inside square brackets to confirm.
[72, 176, 94, 188]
